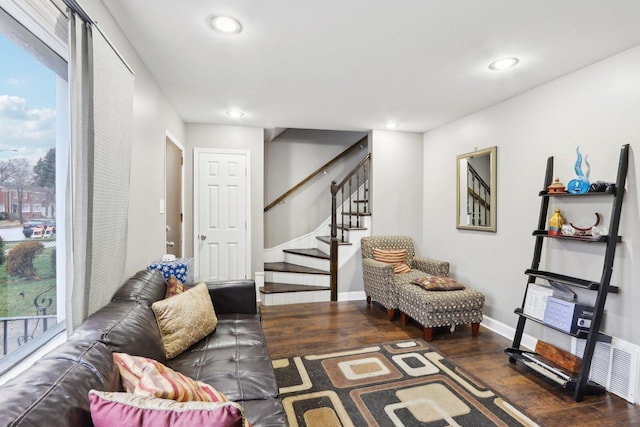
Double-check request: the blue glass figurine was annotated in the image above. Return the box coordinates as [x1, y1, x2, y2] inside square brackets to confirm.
[567, 146, 590, 194]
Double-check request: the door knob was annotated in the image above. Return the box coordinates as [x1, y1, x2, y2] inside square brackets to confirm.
[199, 235, 207, 240]
[166, 241, 175, 247]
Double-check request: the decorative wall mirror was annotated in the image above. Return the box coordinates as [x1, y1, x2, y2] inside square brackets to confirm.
[456, 146, 497, 232]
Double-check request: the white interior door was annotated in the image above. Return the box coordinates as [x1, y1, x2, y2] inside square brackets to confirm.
[194, 149, 250, 281]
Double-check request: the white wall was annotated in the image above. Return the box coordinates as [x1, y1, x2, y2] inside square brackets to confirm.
[185, 124, 264, 278]
[81, 1, 186, 279]
[370, 130, 424, 238]
[265, 129, 367, 247]
[423, 45, 640, 347]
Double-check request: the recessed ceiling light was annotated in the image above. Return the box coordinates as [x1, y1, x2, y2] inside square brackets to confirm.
[209, 16, 242, 34]
[488, 57, 520, 71]
[386, 122, 399, 129]
[226, 110, 245, 118]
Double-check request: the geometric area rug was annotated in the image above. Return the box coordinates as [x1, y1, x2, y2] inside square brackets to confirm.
[273, 339, 540, 427]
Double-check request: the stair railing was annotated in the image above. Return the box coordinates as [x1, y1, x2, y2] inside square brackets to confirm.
[330, 153, 371, 300]
[465, 163, 491, 226]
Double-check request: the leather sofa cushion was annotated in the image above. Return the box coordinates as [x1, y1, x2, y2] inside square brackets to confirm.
[168, 345, 278, 402]
[110, 269, 167, 305]
[166, 314, 279, 402]
[0, 340, 118, 427]
[239, 398, 288, 427]
[204, 280, 257, 314]
[71, 301, 166, 362]
[195, 314, 266, 349]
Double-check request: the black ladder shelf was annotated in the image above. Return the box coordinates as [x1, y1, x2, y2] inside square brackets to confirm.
[505, 143, 629, 402]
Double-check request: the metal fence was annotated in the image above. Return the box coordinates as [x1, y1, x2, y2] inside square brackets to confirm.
[1, 315, 58, 356]
[0, 233, 57, 358]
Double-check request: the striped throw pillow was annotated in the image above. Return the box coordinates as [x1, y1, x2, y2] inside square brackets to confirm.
[165, 275, 186, 298]
[113, 352, 228, 402]
[372, 248, 412, 274]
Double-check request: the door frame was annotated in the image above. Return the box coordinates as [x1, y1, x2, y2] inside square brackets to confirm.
[193, 147, 252, 281]
[165, 130, 185, 257]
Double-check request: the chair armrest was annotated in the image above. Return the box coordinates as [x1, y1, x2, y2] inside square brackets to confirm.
[203, 280, 257, 314]
[363, 258, 395, 276]
[412, 257, 449, 277]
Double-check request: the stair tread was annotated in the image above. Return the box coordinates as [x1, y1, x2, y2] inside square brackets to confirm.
[282, 248, 329, 259]
[260, 282, 330, 294]
[316, 236, 352, 245]
[264, 262, 329, 274]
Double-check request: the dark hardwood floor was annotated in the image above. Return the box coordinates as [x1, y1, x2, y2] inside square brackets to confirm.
[261, 300, 640, 427]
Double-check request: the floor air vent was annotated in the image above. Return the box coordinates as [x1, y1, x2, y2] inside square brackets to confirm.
[572, 338, 639, 403]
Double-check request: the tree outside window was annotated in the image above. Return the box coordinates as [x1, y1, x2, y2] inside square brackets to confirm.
[0, 27, 63, 366]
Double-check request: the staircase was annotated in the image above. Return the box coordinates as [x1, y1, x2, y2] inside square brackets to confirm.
[260, 216, 370, 305]
[261, 153, 371, 305]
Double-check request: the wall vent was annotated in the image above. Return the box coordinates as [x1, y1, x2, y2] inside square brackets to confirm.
[572, 337, 639, 403]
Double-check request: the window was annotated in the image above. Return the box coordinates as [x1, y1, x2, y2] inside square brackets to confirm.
[0, 2, 68, 371]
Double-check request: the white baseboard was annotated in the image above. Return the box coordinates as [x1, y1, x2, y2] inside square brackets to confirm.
[480, 315, 537, 351]
[338, 291, 366, 301]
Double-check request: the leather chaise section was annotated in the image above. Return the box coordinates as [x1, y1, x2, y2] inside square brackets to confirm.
[0, 271, 286, 426]
[0, 341, 118, 426]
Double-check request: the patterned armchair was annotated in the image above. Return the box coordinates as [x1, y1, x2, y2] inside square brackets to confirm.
[361, 236, 449, 321]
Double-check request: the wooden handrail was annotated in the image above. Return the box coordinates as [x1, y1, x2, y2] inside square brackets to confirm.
[264, 135, 367, 212]
[333, 154, 371, 191]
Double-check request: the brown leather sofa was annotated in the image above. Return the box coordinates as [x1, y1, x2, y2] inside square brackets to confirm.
[0, 269, 287, 427]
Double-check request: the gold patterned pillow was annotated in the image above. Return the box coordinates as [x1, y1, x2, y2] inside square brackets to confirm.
[411, 276, 465, 291]
[372, 248, 412, 274]
[151, 282, 217, 359]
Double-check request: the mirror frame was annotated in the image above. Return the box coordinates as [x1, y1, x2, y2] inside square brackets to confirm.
[456, 146, 497, 232]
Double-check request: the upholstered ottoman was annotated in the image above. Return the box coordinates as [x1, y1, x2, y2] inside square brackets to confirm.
[398, 282, 485, 341]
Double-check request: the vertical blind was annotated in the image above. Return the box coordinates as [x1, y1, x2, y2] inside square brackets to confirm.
[85, 25, 133, 316]
[66, 2, 134, 329]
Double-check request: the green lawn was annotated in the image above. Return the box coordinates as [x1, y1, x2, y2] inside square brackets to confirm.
[0, 246, 57, 317]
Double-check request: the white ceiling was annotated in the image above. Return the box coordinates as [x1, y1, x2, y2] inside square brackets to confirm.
[102, 0, 640, 133]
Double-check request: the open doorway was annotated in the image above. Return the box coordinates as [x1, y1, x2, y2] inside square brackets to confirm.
[165, 135, 183, 257]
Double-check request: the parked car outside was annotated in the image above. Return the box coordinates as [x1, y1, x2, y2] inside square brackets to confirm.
[22, 219, 56, 238]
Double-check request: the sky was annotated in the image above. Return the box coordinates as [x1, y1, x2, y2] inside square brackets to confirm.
[0, 33, 57, 165]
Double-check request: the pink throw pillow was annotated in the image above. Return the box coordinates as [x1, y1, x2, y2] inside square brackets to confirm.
[89, 390, 245, 427]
